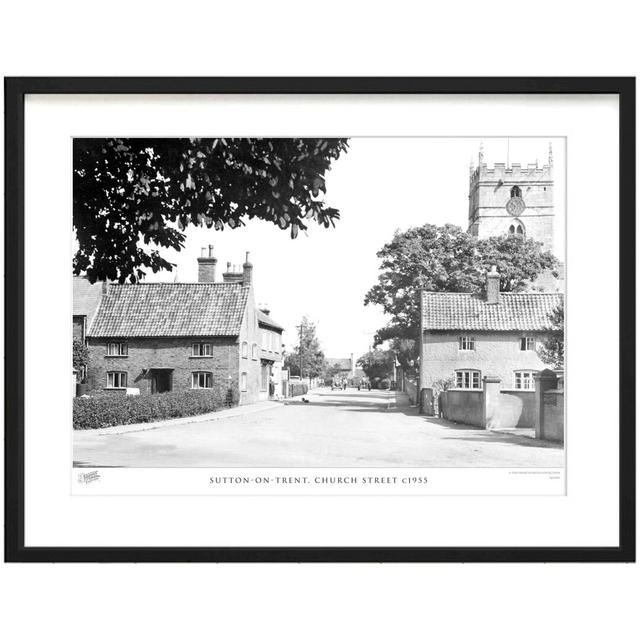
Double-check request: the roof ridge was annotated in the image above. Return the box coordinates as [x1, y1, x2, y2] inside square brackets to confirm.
[111, 281, 242, 286]
[422, 290, 563, 296]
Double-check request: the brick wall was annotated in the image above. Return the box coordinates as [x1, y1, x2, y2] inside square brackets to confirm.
[86, 336, 241, 399]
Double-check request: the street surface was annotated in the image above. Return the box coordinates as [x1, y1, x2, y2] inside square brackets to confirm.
[73, 388, 564, 468]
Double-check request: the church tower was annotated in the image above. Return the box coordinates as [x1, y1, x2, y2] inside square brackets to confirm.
[468, 143, 554, 253]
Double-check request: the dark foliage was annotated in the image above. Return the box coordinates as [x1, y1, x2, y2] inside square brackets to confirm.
[74, 138, 349, 282]
[73, 388, 236, 430]
[288, 382, 309, 397]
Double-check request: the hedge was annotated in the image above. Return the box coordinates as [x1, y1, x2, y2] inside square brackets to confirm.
[289, 382, 308, 397]
[73, 388, 237, 430]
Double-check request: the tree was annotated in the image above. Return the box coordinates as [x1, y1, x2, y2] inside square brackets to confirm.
[537, 300, 564, 368]
[284, 316, 326, 378]
[364, 224, 559, 373]
[74, 138, 349, 283]
[357, 349, 395, 385]
[72, 338, 89, 381]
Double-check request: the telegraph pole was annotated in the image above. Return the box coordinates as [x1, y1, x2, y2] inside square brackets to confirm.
[297, 323, 304, 381]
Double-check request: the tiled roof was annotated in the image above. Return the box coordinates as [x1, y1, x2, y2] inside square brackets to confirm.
[88, 283, 249, 337]
[73, 276, 104, 318]
[421, 291, 563, 331]
[257, 310, 284, 332]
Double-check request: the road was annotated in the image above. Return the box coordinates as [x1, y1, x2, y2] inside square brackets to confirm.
[73, 388, 564, 468]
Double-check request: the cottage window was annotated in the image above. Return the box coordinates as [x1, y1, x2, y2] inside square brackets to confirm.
[455, 370, 481, 389]
[251, 343, 258, 360]
[192, 343, 212, 357]
[240, 372, 247, 392]
[514, 371, 536, 390]
[106, 342, 128, 356]
[520, 336, 536, 351]
[241, 341, 249, 358]
[107, 371, 127, 388]
[458, 336, 476, 351]
[261, 332, 268, 350]
[191, 371, 213, 389]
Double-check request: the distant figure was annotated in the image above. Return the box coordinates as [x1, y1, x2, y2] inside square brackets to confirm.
[342, 379, 347, 391]
[268, 375, 275, 399]
[367, 381, 371, 391]
[357, 383, 361, 391]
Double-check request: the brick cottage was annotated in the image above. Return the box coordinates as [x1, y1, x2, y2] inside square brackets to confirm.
[74, 247, 284, 405]
[419, 266, 563, 394]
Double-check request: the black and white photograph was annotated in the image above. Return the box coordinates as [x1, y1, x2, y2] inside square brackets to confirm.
[5, 76, 632, 565]
[72, 136, 566, 472]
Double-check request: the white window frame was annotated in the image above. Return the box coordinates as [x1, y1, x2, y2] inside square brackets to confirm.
[455, 369, 481, 389]
[106, 342, 128, 356]
[261, 332, 268, 350]
[520, 336, 536, 351]
[192, 342, 213, 357]
[458, 336, 476, 351]
[240, 372, 247, 392]
[514, 370, 536, 390]
[241, 341, 249, 358]
[106, 371, 127, 388]
[251, 343, 258, 360]
[191, 371, 213, 389]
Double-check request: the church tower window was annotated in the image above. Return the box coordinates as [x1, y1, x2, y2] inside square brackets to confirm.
[510, 185, 522, 198]
[509, 222, 525, 237]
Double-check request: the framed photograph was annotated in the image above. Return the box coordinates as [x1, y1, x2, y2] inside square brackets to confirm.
[4, 77, 635, 562]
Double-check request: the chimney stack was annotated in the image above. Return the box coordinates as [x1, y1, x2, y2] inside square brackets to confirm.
[242, 251, 253, 288]
[222, 261, 244, 284]
[197, 245, 217, 283]
[486, 266, 500, 304]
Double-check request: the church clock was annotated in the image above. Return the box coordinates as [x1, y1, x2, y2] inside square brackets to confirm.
[506, 196, 526, 216]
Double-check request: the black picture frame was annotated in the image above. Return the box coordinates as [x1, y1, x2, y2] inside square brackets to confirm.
[4, 77, 635, 563]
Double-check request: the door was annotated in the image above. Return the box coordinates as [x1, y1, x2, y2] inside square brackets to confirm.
[151, 369, 173, 394]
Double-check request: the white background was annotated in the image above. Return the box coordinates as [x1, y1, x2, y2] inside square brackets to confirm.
[1, 2, 638, 640]
[26, 94, 603, 544]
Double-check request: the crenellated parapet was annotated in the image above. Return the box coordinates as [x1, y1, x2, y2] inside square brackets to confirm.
[470, 161, 553, 184]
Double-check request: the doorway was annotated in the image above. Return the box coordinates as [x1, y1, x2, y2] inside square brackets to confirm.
[150, 369, 173, 394]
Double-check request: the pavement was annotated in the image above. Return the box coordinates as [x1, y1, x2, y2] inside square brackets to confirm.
[73, 387, 564, 468]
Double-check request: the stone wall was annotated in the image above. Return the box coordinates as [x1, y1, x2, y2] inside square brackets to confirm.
[497, 390, 536, 428]
[439, 390, 484, 427]
[438, 370, 564, 441]
[541, 390, 564, 442]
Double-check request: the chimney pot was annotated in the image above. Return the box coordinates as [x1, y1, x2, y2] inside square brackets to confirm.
[208, 244, 214, 257]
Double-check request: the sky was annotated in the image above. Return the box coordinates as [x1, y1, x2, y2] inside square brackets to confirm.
[142, 137, 566, 359]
